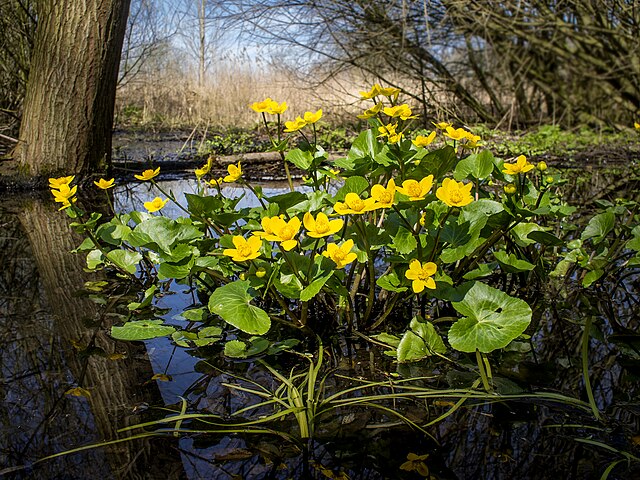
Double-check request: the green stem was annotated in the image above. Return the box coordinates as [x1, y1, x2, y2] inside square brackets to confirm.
[429, 207, 453, 262]
[582, 315, 602, 420]
[475, 350, 493, 392]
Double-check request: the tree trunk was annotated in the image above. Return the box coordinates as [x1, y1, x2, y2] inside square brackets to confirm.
[15, 0, 131, 178]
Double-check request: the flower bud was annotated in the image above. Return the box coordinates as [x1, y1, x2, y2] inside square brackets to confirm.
[503, 184, 517, 195]
[256, 267, 267, 278]
[545, 176, 554, 184]
[239, 273, 246, 281]
[536, 161, 548, 171]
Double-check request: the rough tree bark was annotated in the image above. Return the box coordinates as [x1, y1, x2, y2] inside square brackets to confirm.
[14, 0, 131, 178]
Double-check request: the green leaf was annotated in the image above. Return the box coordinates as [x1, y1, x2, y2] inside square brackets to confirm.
[208, 280, 271, 335]
[376, 271, 408, 292]
[421, 146, 457, 179]
[582, 269, 604, 287]
[128, 285, 157, 311]
[86, 249, 104, 270]
[392, 227, 417, 254]
[172, 326, 222, 347]
[347, 129, 379, 162]
[266, 191, 307, 213]
[449, 282, 532, 353]
[397, 317, 447, 362]
[111, 320, 176, 341]
[130, 216, 203, 254]
[372, 333, 401, 348]
[224, 337, 271, 358]
[453, 150, 494, 180]
[494, 250, 535, 272]
[334, 176, 369, 201]
[105, 249, 142, 274]
[177, 307, 208, 322]
[286, 148, 313, 170]
[300, 271, 334, 301]
[185, 193, 223, 218]
[224, 340, 247, 358]
[581, 211, 615, 244]
[511, 223, 547, 247]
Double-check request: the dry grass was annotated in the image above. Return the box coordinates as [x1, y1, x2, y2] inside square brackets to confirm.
[115, 54, 367, 130]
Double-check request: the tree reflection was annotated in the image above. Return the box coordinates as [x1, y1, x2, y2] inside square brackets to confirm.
[0, 198, 183, 479]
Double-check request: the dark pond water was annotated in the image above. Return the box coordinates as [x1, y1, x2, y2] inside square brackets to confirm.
[1, 169, 639, 479]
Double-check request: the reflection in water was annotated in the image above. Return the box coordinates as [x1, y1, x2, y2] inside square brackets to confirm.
[0, 199, 183, 479]
[1, 171, 638, 479]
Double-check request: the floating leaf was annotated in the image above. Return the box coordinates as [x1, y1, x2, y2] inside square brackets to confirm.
[224, 337, 270, 358]
[449, 282, 532, 353]
[111, 320, 176, 341]
[208, 280, 271, 335]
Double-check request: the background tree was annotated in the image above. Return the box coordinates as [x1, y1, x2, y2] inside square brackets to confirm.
[13, 0, 131, 178]
[0, 0, 36, 141]
[221, 0, 640, 128]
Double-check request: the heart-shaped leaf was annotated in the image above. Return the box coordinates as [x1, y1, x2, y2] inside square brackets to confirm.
[208, 280, 271, 335]
[111, 320, 176, 341]
[449, 282, 531, 353]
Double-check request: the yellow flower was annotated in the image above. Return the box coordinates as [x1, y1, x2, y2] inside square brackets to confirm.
[383, 104, 416, 120]
[412, 131, 437, 148]
[503, 184, 517, 195]
[323, 239, 357, 269]
[405, 260, 437, 293]
[251, 97, 273, 113]
[223, 162, 242, 183]
[502, 155, 534, 175]
[223, 235, 262, 262]
[267, 100, 287, 115]
[51, 183, 78, 210]
[359, 84, 382, 100]
[303, 109, 322, 123]
[134, 167, 160, 181]
[357, 102, 383, 119]
[208, 177, 223, 188]
[94, 178, 115, 189]
[378, 123, 398, 138]
[436, 178, 474, 207]
[370, 179, 396, 209]
[51, 183, 77, 203]
[143, 197, 169, 212]
[195, 157, 213, 179]
[49, 175, 74, 189]
[303, 212, 344, 238]
[433, 121, 452, 130]
[388, 132, 404, 144]
[635, 122, 640, 130]
[379, 86, 401, 99]
[334, 192, 377, 215]
[443, 126, 471, 141]
[260, 216, 301, 251]
[284, 117, 307, 132]
[396, 176, 434, 201]
[461, 132, 481, 148]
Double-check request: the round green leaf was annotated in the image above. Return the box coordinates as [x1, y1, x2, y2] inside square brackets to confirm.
[208, 280, 271, 335]
[449, 282, 531, 353]
[111, 320, 176, 341]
